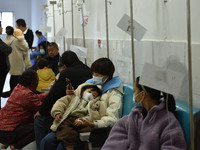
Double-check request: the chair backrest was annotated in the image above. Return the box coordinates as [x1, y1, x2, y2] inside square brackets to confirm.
[122, 83, 200, 147]
[122, 83, 134, 116]
[175, 99, 199, 147]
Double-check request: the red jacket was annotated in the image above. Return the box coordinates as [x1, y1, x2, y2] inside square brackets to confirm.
[0, 84, 47, 131]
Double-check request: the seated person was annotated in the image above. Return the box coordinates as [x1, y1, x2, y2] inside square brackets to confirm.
[44, 42, 60, 75]
[50, 83, 102, 150]
[39, 58, 123, 150]
[36, 58, 55, 93]
[102, 76, 187, 150]
[30, 41, 50, 68]
[0, 69, 48, 150]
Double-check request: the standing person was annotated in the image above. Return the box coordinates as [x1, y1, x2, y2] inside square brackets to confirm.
[40, 58, 123, 150]
[102, 76, 187, 150]
[16, 18, 34, 69]
[0, 22, 12, 108]
[34, 51, 92, 150]
[44, 42, 60, 75]
[2, 28, 29, 98]
[0, 69, 48, 150]
[35, 30, 46, 49]
[16, 18, 34, 50]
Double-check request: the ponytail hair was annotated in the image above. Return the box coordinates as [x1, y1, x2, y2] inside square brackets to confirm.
[136, 76, 176, 114]
[162, 92, 176, 114]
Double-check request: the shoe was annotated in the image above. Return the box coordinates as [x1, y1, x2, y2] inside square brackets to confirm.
[1, 91, 11, 98]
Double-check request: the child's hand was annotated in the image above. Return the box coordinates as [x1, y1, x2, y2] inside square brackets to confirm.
[54, 114, 62, 123]
[74, 118, 84, 126]
[66, 84, 74, 95]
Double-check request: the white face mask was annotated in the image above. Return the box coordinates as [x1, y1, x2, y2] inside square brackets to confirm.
[40, 49, 45, 55]
[93, 75, 106, 85]
[82, 91, 94, 101]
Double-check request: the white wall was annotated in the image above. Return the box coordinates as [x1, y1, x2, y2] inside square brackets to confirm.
[0, 0, 32, 28]
[31, 0, 47, 46]
[45, 0, 200, 107]
[0, 0, 47, 46]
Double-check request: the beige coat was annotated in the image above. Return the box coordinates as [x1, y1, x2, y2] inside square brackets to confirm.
[4, 35, 28, 75]
[51, 83, 106, 131]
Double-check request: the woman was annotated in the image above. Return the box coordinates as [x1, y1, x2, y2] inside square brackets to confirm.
[102, 76, 187, 150]
[30, 41, 49, 68]
[0, 69, 48, 150]
[2, 27, 29, 97]
[40, 58, 123, 150]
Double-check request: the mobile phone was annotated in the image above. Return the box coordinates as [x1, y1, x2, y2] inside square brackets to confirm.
[66, 78, 72, 89]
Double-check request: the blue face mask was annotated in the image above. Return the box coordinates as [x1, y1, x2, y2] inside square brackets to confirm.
[40, 49, 45, 55]
[134, 92, 143, 107]
[93, 75, 106, 85]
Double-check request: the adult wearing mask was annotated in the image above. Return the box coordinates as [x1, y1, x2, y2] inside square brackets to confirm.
[102, 76, 187, 150]
[39, 58, 123, 150]
[0, 22, 12, 108]
[34, 51, 92, 150]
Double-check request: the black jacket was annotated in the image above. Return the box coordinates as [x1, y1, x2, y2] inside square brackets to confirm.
[45, 53, 60, 75]
[39, 61, 92, 115]
[24, 28, 34, 49]
[0, 39, 12, 72]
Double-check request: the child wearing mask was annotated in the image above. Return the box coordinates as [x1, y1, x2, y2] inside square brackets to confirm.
[36, 58, 55, 93]
[50, 83, 104, 150]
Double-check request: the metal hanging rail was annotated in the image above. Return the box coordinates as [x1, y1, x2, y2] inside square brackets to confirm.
[105, 0, 110, 58]
[61, 0, 66, 51]
[130, 0, 135, 83]
[71, 0, 74, 45]
[186, 0, 194, 149]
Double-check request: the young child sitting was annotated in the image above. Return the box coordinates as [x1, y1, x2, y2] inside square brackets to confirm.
[50, 83, 104, 150]
[36, 58, 55, 92]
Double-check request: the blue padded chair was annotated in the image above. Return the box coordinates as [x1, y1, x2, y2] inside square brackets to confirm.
[122, 83, 134, 116]
[175, 100, 199, 147]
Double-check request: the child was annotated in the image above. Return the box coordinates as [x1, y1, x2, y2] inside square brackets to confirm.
[50, 83, 104, 150]
[36, 58, 55, 92]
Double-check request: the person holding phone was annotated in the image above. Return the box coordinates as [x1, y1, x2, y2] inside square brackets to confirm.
[34, 51, 92, 150]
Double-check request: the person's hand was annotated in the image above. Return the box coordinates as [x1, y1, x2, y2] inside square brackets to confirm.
[54, 114, 62, 123]
[74, 118, 84, 126]
[74, 118, 94, 127]
[66, 84, 74, 95]
[34, 111, 41, 119]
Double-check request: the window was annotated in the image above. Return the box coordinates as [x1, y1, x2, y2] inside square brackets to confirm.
[0, 12, 14, 34]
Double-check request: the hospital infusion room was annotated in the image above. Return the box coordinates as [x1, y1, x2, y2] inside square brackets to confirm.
[0, 0, 200, 150]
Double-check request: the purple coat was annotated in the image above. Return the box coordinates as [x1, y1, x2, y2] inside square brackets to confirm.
[102, 101, 187, 150]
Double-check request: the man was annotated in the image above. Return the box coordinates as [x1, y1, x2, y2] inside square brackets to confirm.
[16, 19, 34, 49]
[34, 51, 92, 150]
[0, 21, 12, 108]
[44, 42, 60, 75]
[35, 30, 46, 49]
